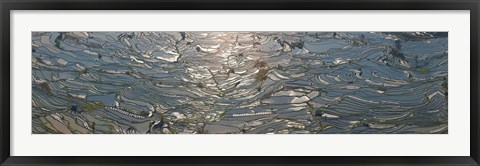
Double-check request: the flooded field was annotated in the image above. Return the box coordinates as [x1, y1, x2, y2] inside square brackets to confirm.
[32, 32, 448, 134]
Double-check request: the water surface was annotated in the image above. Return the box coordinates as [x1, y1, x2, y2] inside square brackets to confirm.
[31, 32, 448, 134]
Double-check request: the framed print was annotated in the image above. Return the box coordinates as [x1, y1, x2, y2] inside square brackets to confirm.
[1, 0, 479, 165]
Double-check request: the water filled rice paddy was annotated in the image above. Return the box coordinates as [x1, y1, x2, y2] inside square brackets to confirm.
[32, 32, 448, 134]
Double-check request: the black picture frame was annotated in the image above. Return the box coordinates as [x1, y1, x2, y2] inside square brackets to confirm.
[1, 0, 479, 165]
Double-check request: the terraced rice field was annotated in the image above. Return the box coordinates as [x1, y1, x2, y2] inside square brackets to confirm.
[32, 32, 448, 134]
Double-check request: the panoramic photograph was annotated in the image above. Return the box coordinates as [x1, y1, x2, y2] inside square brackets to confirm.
[31, 32, 448, 134]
